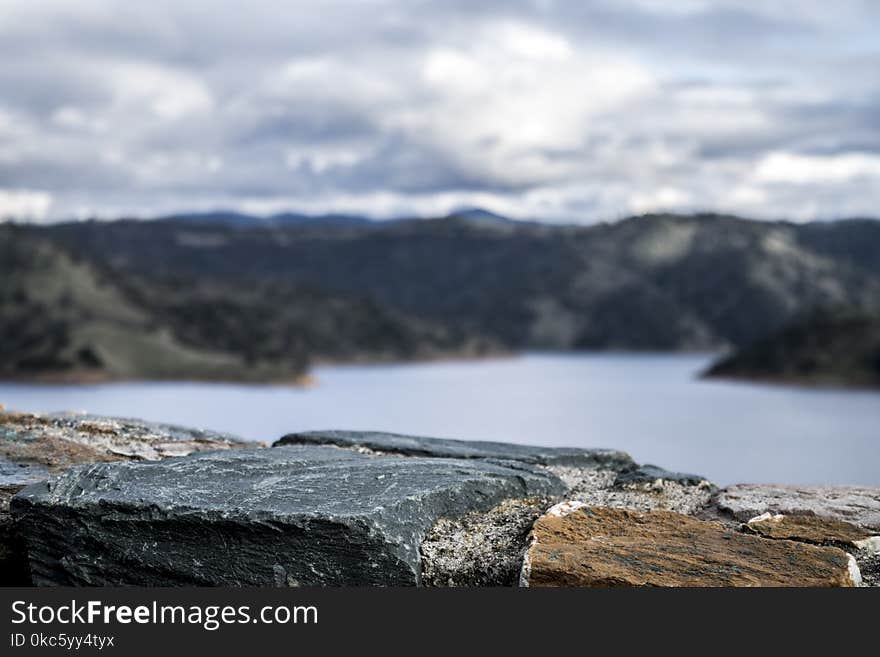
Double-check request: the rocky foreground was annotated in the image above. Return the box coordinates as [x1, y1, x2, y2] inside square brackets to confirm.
[2, 408, 878, 587]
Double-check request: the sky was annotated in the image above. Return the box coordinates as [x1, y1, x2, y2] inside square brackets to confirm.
[1, 0, 879, 223]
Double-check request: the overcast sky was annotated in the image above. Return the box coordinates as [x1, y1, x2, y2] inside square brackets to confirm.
[1, 1, 878, 223]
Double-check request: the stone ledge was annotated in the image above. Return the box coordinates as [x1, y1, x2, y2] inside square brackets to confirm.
[521, 504, 861, 587]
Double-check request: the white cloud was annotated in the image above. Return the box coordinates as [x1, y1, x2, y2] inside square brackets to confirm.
[754, 151, 880, 184]
[410, 21, 655, 186]
[630, 187, 693, 214]
[0, 189, 53, 220]
[51, 106, 107, 133]
[107, 61, 214, 120]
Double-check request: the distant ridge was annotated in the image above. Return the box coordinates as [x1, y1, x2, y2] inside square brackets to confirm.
[157, 207, 520, 228]
[157, 210, 374, 228]
[4, 211, 880, 384]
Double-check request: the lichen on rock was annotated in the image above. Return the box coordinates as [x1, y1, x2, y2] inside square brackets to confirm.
[544, 465, 714, 515]
[421, 498, 550, 586]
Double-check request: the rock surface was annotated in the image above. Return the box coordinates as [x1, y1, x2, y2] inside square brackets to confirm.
[614, 464, 710, 488]
[1, 410, 255, 468]
[717, 484, 880, 532]
[545, 466, 714, 515]
[744, 512, 875, 547]
[0, 408, 254, 585]
[743, 512, 880, 588]
[276, 431, 720, 516]
[0, 459, 50, 585]
[276, 430, 635, 469]
[421, 498, 549, 586]
[13, 445, 564, 586]
[521, 504, 861, 587]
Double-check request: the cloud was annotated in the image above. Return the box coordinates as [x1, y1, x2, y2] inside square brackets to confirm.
[754, 151, 880, 184]
[0, 1, 878, 221]
[0, 189, 53, 221]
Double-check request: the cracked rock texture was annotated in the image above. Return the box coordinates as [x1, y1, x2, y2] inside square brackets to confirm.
[12, 445, 564, 586]
[545, 466, 714, 515]
[1, 459, 49, 585]
[1, 408, 254, 585]
[744, 513, 874, 547]
[717, 484, 880, 532]
[743, 513, 880, 587]
[421, 498, 550, 586]
[521, 504, 861, 587]
[276, 430, 635, 469]
[417, 460, 714, 586]
[1, 409, 254, 468]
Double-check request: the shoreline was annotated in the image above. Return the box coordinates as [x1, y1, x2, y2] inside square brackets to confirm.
[7, 351, 880, 394]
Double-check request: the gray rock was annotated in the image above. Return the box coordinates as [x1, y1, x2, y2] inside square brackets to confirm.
[0, 459, 49, 489]
[1, 408, 256, 586]
[12, 445, 565, 586]
[717, 484, 880, 532]
[275, 430, 635, 469]
[614, 464, 711, 488]
[1, 459, 50, 585]
[546, 466, 714, 516]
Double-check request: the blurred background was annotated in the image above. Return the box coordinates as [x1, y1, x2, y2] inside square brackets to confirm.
[1, 1, 878, 485]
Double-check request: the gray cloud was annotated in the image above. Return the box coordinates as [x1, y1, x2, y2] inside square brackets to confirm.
[0, 0, 879, 222]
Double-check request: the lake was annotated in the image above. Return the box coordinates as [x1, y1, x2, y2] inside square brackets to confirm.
[1, 353, 877, 486]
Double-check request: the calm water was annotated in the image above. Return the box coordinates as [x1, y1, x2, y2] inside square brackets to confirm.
[1, 353, 878, 486]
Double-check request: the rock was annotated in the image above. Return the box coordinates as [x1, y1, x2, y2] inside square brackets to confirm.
[743, 512, 875, 548]
[743, 512, 880, 588]
[545, 466, 714, 516]
[717, 484, 880, 532]
[275, 430, 635, 469]
[420, 464, 717, 586]
[521, 504, 861, 587]
[12, 445, 565, 586]
[276, 432, 719, 515]
[0, 408, 255, 585]
[614, 464, 710, 488]
[0, 459, 50, 489]
[1, 410, 256, 468]
[0, 459, 50, 585]
[421, 498, 550, 586]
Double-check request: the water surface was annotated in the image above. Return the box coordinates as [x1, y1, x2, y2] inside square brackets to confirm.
[1, 353, 877, 486]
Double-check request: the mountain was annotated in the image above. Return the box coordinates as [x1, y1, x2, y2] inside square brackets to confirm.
[40, 213, 880, 347]
[0, 224, 499, 382]
[445, 207, 517, 227]
[156, 210, 374, 228]
[3, 212, 880, 381]
[704, 309, 880, 388]
[158, 207, 520, 229]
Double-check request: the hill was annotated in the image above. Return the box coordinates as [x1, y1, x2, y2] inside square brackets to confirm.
[704, 310, 880, 388]
[0, 225, 498, 382]
[4, 212, 880, 382]
[35, 213, 880, 350]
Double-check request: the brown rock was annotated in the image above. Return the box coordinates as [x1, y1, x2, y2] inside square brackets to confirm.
[743, 512, 880, 588]
[744, 512, 873, 547]
[521, 502, 861, 587]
